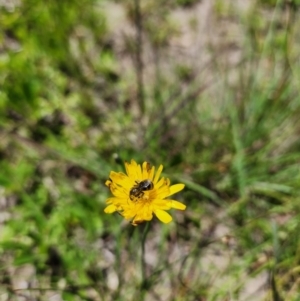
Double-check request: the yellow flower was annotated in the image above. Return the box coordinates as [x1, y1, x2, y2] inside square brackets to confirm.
[104, 160, 186, 226]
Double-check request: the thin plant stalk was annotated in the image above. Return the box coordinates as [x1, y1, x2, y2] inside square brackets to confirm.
[133, 0, 145, 116]
[139, 222, 150, 300]
[141, 222, 150, 281]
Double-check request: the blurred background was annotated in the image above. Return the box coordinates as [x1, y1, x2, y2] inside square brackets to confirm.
[1, 0, 300, 300]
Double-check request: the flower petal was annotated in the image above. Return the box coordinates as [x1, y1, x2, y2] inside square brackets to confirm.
[110, 172, 132, 188]
[155, 177, 166, 189]
[131, 219, 145, 226]
[109, 184, 128, 198]
[148, 165, 155, 181]
[153, 165, 163, 184]
[105, 197, 120, 204]
[155, 209, 173, 223]
[170, 200, 186, 210]
[168, 184, 185, 196]
[125, 160, 141, 180]
[152, 199, 172, 210]
[124, 161, 131, 177]
[142, 162, 152, 179]
[155, 186, 170, 199]
[104, 204, 117, 214]
[136, 162, 142, 179]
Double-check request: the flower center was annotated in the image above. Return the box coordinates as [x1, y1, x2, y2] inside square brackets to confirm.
[129, 179, 154, 202]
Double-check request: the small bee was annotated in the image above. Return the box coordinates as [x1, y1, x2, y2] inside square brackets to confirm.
[129, 179, 154, 201]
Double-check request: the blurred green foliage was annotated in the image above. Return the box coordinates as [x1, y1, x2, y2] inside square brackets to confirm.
[1, 0, 300, 300]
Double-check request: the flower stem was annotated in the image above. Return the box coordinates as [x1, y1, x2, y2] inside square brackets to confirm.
[133, 0, 145, 116]
[140, 222, 150, 291]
